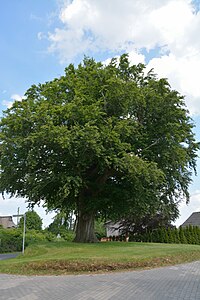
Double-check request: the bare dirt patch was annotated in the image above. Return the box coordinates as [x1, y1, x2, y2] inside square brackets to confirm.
[24, 255, 197, 275]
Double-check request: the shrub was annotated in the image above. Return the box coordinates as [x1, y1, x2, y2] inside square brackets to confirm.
[59, 229, 75, 241]
[0, 228, 57, 253]
[0, 228, 22, 253]
[25, 230, 47, 245]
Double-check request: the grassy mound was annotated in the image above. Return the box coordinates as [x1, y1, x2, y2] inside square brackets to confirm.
[0, 241, 200, 275]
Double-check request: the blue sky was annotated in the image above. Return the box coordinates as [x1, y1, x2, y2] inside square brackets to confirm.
[0, 1, 63, 99]
[0, 0, 200, 227]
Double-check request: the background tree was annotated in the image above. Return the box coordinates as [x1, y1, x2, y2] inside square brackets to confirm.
[48, 210, 75, 235]
[0, 54, 199, 242]
[118, 211, 175, 237]
[18, 210, 42, 231]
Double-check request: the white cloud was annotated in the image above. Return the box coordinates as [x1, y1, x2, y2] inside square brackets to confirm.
[147, 52, 200, 115]
[103, 50, 145, 66]
[47, 0, 170, 60]
[45, 0, 200, 115]
[47, 0, 196, 57]
[2, 94, 24, 109]
[38, 32, 46, 40]
[11, 94, 23, 102]
[2, 100, 14, 109]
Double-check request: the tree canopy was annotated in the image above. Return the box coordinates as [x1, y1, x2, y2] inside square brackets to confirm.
[18, 210, 42, 231]
[0, 54, 199, 242]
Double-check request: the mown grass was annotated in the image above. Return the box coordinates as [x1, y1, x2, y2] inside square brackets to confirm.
[0, 241, 200, 275]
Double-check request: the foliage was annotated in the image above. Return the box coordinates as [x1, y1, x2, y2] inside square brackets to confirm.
[25, 229, 47, 244]
[95, 218, 106, 239]
[129, 226, 200, 245]
[18, 210, 42, 231]
[0, 228, 22, 253]
[0, 227, 60, 253]
[0, 54, 199, 242]
[47, 210, 75, 241]
[58, 229, 75, 241]
[117, 212, 175, 237]
[43, 231, 57, 242]
[47, 210, 74, 235]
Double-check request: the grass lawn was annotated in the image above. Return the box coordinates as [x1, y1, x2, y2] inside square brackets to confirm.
[0, 241, 200, 275]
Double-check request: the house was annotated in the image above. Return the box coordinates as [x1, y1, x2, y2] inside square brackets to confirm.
[0, 216, 16, 229]
[181, 212, 200, 227]
[105, 221, 123, 237]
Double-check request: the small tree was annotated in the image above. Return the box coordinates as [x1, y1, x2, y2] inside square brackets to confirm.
[95, 218, 106, 239]
[174, 227, 180, 244]
[18, 210, 42, 231]
[184, 226, 190, 243]
[179, 226, 187, 244]
[189, 225, 196, 244]
[194, 226, 200, 244]
[167, 228, 174, 243]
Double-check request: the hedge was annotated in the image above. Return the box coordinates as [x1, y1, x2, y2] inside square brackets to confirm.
[0, 228, 57, 253]
[0, 229, 23, 253]
[129, 225, 200, 244]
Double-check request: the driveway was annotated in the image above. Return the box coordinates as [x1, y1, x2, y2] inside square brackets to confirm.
[0, 260, 199, 299]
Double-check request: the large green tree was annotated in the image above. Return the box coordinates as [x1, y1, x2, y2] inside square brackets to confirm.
[0, 54, 199, 242]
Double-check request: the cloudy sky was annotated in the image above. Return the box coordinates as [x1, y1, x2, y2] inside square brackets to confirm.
[0, 0, 200, 227]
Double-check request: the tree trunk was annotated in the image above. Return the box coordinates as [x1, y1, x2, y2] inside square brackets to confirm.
[74, 210, 98, 243]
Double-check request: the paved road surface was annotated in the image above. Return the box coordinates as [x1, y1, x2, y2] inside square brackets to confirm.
[0, 253, 19, 261]
[0, 261, 200, 299]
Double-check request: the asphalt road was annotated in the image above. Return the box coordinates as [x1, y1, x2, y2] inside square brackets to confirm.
[0, 253, 20, 260]
[0, 260, 200, 299]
